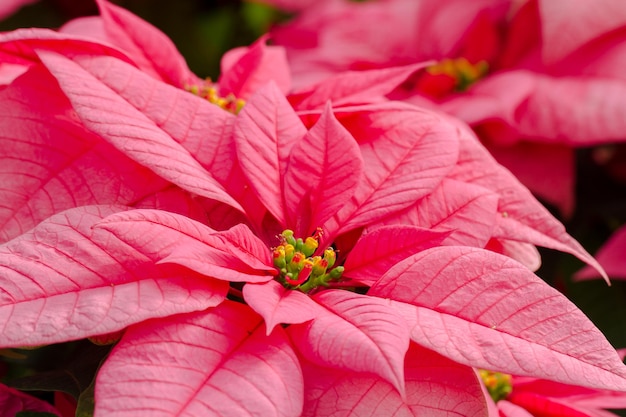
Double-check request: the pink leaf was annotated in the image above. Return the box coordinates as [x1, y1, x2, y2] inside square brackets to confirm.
[219, 36, 291, 98]
[284, 103, 363, 236]
[446, 116, 606, 279]
[486, 238, 542, 272]
[96, 0, 197, 86]
[243, 280, 325, 334]
[289, 63, 431, 111]
[95, 209, 275, 282]
[289, 290, 409, 396]
[497, 400, 535, 417]
[0, 205, 228, 347]
[515, 75, 626, 145]
[485, 141, 575, 218]
[576, 225, 626, 280]
[378, 178, 499, 248]
[0, 28, 132, 67]
[38, 51, 242, 212]
[507, 392, 594, 417]
[0, 383, 61, 416]
[0, 64, 167, 243]
[60, 53, 238, 184]
[301, 343, 487, 417]
[96, 301, 303, 417]
[343, 225, 448, 285]
[539, 0, 626, 64]
[327, 102, 459, 234]
[369, 246, 626, 390]
[234, 82, 308, 225]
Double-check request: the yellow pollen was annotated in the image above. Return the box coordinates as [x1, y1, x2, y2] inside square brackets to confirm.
[426, 57, 488, 91]
[272, 229, 344, 292]
[479, 370, 513, 402]
[185, 81, 245, 114]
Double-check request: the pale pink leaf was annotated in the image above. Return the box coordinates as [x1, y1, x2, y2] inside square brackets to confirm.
[0, 64, 167, 243]
[243, 280, 325, 334]
[133, 186, 211, 224]
[0, 205, 228, 347]
[96, 0, 197, 86]
[234, 82, 308, 225]
[0, 28, 132, 67]
[343, 225, 448, 285]
[95, 209, 275, 282]
[288, 290, 409, 396]
[486, 238, 542, 272]
[507, 391, 595, 417]
[512, 377, 626, 409]
[38, 51, 242, 212]
[219, 36, 291, 97]
[576, 225, 626, 280]
[96, 301, 303, 417]
[497, 400, 535, 417]
[485, 141, 575, 218]
[284, 103, 363, 236]
[369, 246, 626, 390]
[0, 383, 61, 416]
[446, 116, 606, 279]
[515, 75, 626, 146]
[289, 63, 431, 111]
[539, 0, 626, 64]
[62, 53, 238, 185]
[301, 343, 487, 417]
[377, 178, 499, 248]
[327, 102, 459, 235]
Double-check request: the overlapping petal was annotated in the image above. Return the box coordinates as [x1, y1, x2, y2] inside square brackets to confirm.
[0, 205, 228, 347]
[289, 290, 410, 396]
[370, 246, 626, 390]
[95, 209, 275, 282]
[343, 225, 448, 285]
[300, 343, 487, 417]
[284, 103, 362, 236]
[96, 301, 303, 417]
[0, 64, 167, 243]
[326, 103, 460, 234]
[38, 51, 242, 211]
[234, 82, 307, 225]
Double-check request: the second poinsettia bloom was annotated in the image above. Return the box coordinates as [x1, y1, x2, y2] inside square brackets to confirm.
[266, 0, 626, 216]
[481, 369, 626, 416]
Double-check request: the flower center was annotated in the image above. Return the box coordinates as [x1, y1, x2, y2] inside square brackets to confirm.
[427, 57, 488, 91]
[185, 80, 245, 114]
[272, 229, 344, 293]
[479, 369, 513, 402]
[415, 57, 488, 98]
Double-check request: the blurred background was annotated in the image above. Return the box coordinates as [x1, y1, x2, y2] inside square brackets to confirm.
[0, 0, 285, 79]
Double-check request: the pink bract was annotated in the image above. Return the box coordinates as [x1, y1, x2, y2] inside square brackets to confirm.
[0, 1, 622, 416]
[577, 224, 626, 281]
[267, 0, 626, 216]
[486, 374, 626, 417]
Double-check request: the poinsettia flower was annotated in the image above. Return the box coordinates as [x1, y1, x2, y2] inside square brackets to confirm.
[0, 52, 626, 415]
[0, 2, 622, 415]
[0, 0, 607, 277]
[479, 369, 626, 417]
[266, 0, 626, 216]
